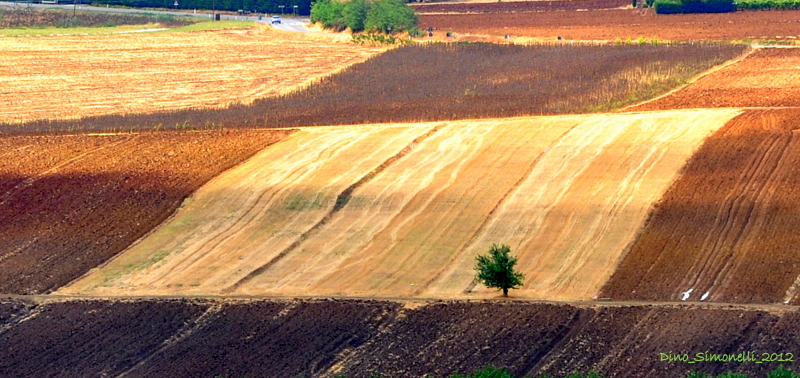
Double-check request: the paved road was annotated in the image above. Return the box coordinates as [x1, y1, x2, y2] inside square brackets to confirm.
[0, 1, 310, 31]
[270, 16, 310, 32]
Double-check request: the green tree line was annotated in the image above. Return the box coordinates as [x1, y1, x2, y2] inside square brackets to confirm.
[310, 0, 417, 33]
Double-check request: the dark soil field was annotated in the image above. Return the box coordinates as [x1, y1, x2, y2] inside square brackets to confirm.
[420, 9, 800, 41]
[1, 298, 799, 378]
[0, 130, 292, 295]
[411, 0, 630, 14]
[630, 48, 800, 111]
[601, 109, 800, 304]
[0, 299, 208, 377]
[12, 42, 746, 133]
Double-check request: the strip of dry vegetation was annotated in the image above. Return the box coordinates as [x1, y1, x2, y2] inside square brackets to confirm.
[8, 42, 747, 134]
[0, 129, 292, 295]
[601, 109, 800, 304]
[0, 7, 194, 28]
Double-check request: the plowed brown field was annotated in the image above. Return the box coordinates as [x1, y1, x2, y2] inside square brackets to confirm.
[3, 298, 800, 378]
[420, 9, 800, 41]
[0, 129, 291, 294]
[63, 109, 740, 300]
[601, 109, 800, 304]
[630, 48, 800, 111]
[0, 27, 382, 123]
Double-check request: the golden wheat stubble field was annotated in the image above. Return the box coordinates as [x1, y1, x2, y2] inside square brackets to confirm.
[63, 109, 741, 300]
[0, 27, 383, 123]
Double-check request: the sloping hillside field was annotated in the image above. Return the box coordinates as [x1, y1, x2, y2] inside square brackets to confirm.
[601, 108, 800, 304]
[0, 130, 291, 294]
[63, 109, 740, 299]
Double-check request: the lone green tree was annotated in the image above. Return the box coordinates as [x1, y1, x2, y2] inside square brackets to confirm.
[474, 244, 525, 297]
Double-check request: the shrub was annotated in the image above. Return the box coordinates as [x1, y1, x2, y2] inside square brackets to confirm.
[653, 0, 735, 13]
[364, 0, 418, 34]
[313, 0, 417, 33]
[736, 0, 800, 10]
[343, 0, 370, 32]
[311, 0, 347, 31]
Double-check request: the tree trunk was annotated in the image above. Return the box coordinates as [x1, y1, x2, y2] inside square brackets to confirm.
[503, 288, 508, 296]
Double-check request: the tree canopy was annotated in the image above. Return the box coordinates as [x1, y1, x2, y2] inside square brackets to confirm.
[311, 0, 417, 33]
[474, 244, 525, 297]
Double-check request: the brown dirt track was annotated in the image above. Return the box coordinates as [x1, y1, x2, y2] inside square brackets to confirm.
[600, 109, 800, 304]
[2, 298, 800, 377]
[630, 48, 800, 110]
[0, 27, 382, 123]
[0, 129, 291, 295]
[420, 9, 800, 41]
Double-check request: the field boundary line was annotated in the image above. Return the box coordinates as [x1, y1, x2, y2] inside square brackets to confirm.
[619, 47, 759, 112]
[7, 294, 800, 314]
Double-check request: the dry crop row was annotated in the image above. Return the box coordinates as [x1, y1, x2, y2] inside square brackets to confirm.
[420, 9, 800, 41]
[601, 109, 800, 304]
[0, 129, 291, 295]
[63, 109, 740, 300]
[1, 298, 800, 377]
[630, 48, 800, 111]
[9, 42, 746, 134]
[0, 27, 382, 124]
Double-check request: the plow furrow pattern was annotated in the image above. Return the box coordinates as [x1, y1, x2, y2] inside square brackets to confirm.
[601, 109, 800, 304]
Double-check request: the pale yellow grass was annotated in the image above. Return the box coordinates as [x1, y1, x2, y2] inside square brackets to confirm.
[63, 109, 740, 300]
[0, 27, 383, 123]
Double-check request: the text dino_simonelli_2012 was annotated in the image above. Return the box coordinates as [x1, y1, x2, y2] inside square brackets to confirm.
[659, 351, 796, 364]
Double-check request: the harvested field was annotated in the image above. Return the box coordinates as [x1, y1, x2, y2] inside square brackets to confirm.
[0, 27, 382, 123]
[630, 48, 800, 111]
[411, 0, 630, 14]
[1, 298, 800, 377]
[15, 42, 746, 134]
[63, 109, 740, 300]
[420, 9, 800, 41]
[601, 109, 800, 304]
[0, 129, 291, 295]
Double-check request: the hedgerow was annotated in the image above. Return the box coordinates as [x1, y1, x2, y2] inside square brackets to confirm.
[311, 0, 417, 33]
[736, 0, 800, 10]
[653, 0, 736, 13]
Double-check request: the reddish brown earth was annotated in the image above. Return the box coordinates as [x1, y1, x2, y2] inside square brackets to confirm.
[1, 298, 799, 377]
[0, 130, 292, 295]
[600, 109, 800, 304]
[420, 9, 800, 41]
[630, 48, 800, 110]
[411, 0, 630, 14]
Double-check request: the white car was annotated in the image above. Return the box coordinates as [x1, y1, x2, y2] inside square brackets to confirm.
[271, 15, 281, 24]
